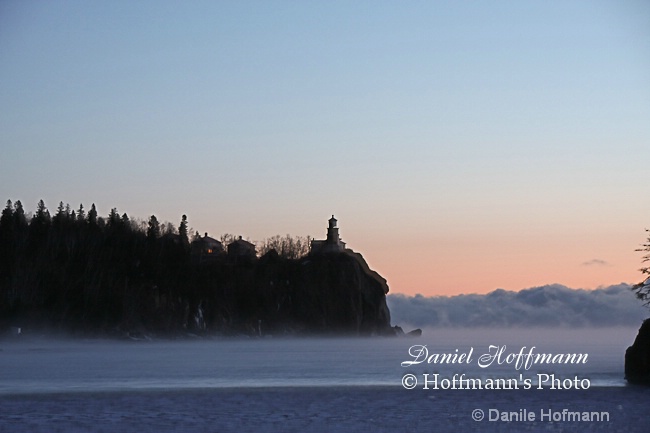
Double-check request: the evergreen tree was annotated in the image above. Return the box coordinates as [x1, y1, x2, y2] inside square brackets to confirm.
[30, 200, 51, 234]
[34, 199, 51, 224]
[121, 213, 130, 228]
[53, 201, 68, 226]
[88, 204, 98, 226]
[13, 201, 27, 230]
[0, 201, 14, 292]
[55, 201, 65, 217]
[147, 215, 160, 239]
[28, 199, 51, 250]
[0, 200, 14, 256]
[179, 215, 189, 245]
[0, 200, 13, 231]
[77, 204, 85, 222]
[108, 208, 121, 228]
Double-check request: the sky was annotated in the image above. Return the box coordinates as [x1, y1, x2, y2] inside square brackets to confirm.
[1, 1, 649, 296]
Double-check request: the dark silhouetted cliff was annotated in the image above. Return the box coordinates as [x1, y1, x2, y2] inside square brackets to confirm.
[0, 200, 394, 337]
[625, 319, 650, 384]
[186, 250, 392, 336]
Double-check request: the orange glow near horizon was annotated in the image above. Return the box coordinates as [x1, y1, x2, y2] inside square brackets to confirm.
[347, 228, 643, 297]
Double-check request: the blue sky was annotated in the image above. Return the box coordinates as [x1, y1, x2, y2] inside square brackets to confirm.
[1, 1, 649, 295]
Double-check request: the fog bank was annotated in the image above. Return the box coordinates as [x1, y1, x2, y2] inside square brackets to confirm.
[387, 284, 648, 328]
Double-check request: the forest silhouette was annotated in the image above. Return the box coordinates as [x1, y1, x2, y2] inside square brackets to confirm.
[0, 200, 392, 337]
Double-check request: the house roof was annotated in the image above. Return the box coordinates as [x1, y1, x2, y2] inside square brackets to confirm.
[229, 237, 255, 248]
[193, 233, 222, 245]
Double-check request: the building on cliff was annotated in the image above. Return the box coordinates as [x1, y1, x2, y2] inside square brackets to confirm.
[228, 236, 257, 258]
[310, 215, 346, 254]
[191, 233, 224, 263]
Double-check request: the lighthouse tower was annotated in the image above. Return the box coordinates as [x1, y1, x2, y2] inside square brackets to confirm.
[326, 215, 340, 244]
[310, 215, 346, 254]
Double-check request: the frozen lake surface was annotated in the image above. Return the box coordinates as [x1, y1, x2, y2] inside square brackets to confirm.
[1, 327, 648, 432]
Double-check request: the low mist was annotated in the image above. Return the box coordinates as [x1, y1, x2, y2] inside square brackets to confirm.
[387, 284, 648, 329]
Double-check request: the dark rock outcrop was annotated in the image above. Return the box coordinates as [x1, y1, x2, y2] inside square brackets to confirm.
[212, 249, 392, 336]
[135, 248, 396, 337]
[407, 328, 422, 337]
[288, 250, 392, 335]
[625, 318, 650, 384]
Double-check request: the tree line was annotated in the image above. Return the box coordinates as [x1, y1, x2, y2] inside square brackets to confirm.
[0, 199, 313, 335]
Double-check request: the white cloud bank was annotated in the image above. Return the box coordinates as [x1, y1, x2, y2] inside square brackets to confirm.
[387, 284, 648, 328]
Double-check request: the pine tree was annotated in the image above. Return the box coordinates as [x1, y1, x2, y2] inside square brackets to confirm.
[34, 199, 51, 224]
[147, 215, 160, 239]
[0, 200, 13, 231]
[13, 201, 27, 230]
[0, 200, 14, 253]
[53, 201, 68, 226]
[121, 213, 130, 228]
[108, 208, 121, 228]
[179, 215, 189, 245]
[56, 201, 65, 217]
[28, 199, 51, 250]
[0, 201, 14, 283]
[88, 204, 98, 226]
[77, 204, 85, 222]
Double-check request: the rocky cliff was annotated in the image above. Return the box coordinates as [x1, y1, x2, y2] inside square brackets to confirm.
[4, 237, 397, 337]
[186, 249, 393, 336]
[625, 318, 650, 384]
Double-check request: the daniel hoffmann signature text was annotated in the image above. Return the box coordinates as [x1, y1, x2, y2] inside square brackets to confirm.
[401, 345, 591, 390]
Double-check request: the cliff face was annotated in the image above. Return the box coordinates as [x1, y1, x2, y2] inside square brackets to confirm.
[5, 249, 395, 338]
[625, 318, 650, 384]
[191, 250, 393, 336]
[288, 251, 391, 335]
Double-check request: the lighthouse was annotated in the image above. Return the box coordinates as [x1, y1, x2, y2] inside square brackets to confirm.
[310, 215, 346, 254]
